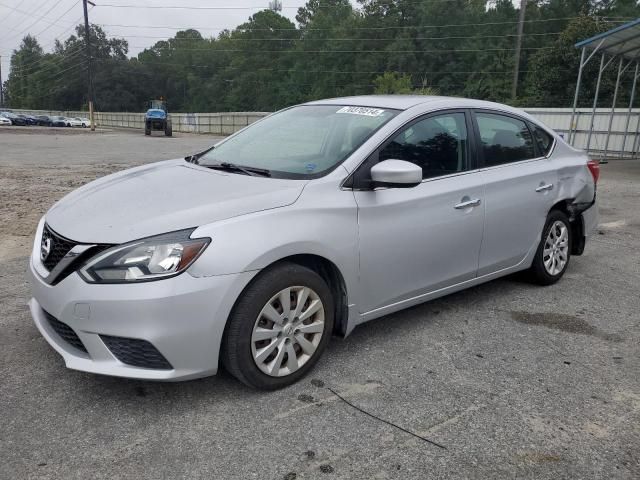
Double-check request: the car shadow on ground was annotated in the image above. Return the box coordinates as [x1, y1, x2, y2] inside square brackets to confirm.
[61, 273, 530, 404]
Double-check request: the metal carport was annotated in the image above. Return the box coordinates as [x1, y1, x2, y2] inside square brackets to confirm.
[570, 18, 640, 160]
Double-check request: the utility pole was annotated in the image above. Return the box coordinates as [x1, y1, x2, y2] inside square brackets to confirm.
[0, 55, 4, 107]
[511, 0, 527, 101]
[83, 0, 96, 131]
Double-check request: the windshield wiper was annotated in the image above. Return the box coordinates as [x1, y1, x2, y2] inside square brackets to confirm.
[206, 162, 271, 177]
[185, 146, 216, 165]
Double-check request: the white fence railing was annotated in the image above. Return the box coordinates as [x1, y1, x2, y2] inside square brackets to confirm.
[526, 107, 640, 158]
[13, 107, 640, 158]
[13, 109, 270, 136]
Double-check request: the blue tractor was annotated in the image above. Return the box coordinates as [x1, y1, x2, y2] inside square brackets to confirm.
[144, 99, 172, 136]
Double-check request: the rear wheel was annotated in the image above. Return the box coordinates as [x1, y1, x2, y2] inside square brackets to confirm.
[527, 210, 571, 285]
[144, 122, 151, 136]
[222, 262, 334, 390]
[164, 122, 172, 137]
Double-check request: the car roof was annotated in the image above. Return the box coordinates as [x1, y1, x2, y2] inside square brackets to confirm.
[304, 94, 529, 115]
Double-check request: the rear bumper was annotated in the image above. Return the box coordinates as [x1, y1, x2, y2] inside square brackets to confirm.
[28, 255, 257, 381]
[581, 202, 599, 238]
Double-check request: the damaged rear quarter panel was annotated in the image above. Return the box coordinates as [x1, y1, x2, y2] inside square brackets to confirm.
[552, 140, 595, 207]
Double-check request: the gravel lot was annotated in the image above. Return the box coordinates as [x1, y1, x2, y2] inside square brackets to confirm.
[1, 128, 638, 479]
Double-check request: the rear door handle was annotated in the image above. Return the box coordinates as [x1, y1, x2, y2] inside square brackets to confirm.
[454, 198, 481, 209]
[535, 183, 554, 192]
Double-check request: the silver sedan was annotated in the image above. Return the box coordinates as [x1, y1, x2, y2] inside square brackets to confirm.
[28, 95, 599, 389]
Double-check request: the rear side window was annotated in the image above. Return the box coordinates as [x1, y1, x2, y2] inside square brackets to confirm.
[530, 124, 554, 156]
[475, 112, 535, 166]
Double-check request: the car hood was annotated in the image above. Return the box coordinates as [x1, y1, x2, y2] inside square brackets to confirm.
[46, 159, 306, 244]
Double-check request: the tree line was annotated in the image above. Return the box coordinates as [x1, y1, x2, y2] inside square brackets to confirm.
[4, 0, 640, 113]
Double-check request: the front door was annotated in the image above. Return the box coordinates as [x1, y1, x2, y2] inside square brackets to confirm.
[353, 111, 485, 314]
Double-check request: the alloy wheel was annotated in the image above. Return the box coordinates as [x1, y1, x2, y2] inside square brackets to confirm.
[543, 220, 569, 276]
[251, 286, 325, 377]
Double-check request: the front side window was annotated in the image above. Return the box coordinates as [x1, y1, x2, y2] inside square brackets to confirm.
[199, 105, 398, 178]
[378, 112, 468, 179]
[475, 112, 535, 166]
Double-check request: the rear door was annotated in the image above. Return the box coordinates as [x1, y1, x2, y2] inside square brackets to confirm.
[353, 110, 485, 314]
[472, 110, 557, 275]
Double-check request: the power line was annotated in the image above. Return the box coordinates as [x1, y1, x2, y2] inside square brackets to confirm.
[0, 0, 65, 31]
[137, 60, 534, 77]
[38, 13, 88, 49]
[97, 16, 632, 33]
[0, 0, 73, 42]
[102, 31, 563, 42]
[131, 46, 554, 53]
[95, 0, 521, 9]
[15, 62, 87, 104]
[12, 48, 86, 74]
[93, 2, 347, 10]
[1, 10, 90, 72]
[33, 1, 81, 38]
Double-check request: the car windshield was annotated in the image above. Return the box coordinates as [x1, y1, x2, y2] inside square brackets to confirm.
[198, 105, 399, 178]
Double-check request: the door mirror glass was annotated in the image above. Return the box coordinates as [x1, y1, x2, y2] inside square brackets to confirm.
[370, 159, 422, 188]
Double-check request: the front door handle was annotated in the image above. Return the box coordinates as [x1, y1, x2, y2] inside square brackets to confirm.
[535, 183, 554, 192]
[454, 198, 481, 209]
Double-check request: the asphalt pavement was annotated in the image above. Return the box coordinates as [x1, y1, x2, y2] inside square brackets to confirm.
[0, 128, 638, 479]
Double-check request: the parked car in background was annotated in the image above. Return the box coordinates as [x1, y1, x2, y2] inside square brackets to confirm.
[18, 114, 37, 125]
[76, 117, 90, 127]
[1, 111, 27, 126]
[35, 115, 53, 126]
[50, 116, 68, 127]
[66, 117, 84, 127]
[0, 115, 11, 126]
[27, 95, 599, 389]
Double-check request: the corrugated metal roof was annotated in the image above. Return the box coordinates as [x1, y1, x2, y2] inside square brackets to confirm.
[576, 18, 640, 59]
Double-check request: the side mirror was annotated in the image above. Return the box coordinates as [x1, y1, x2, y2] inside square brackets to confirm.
[370, 159, 422, 188]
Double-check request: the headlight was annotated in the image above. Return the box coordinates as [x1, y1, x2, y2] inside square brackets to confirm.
[79, 229, 210, 283]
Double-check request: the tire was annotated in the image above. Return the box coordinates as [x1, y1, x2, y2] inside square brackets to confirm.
[222, 262, 334, 390]
[144, 125, 151, 136]
[164, 123, 172, 137]
[527, 210, 571, 285]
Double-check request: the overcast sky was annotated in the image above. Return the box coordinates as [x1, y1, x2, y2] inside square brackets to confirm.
[0, 0, 313, 79]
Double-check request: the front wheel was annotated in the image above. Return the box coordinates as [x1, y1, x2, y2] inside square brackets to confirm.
[527, 210, 571, 285]
[222, 262, 334, 390]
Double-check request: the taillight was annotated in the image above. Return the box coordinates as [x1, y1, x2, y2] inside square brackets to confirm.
[587, 159, 600, 185]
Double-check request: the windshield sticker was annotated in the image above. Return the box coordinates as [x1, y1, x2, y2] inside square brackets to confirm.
[305, 163, 317, 172]
[336, 106, 385, 117]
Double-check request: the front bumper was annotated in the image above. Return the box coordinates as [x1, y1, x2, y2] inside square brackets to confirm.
[27, 255, 257, 381]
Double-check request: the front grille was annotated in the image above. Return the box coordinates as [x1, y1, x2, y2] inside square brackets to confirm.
[100, 335, 172, 370]
[41, 224, 77, 271]
[44, 310, 88, 354]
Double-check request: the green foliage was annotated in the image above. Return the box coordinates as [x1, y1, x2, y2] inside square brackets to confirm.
[4, 0, 640, 111]
[373, 72, 413, 94]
